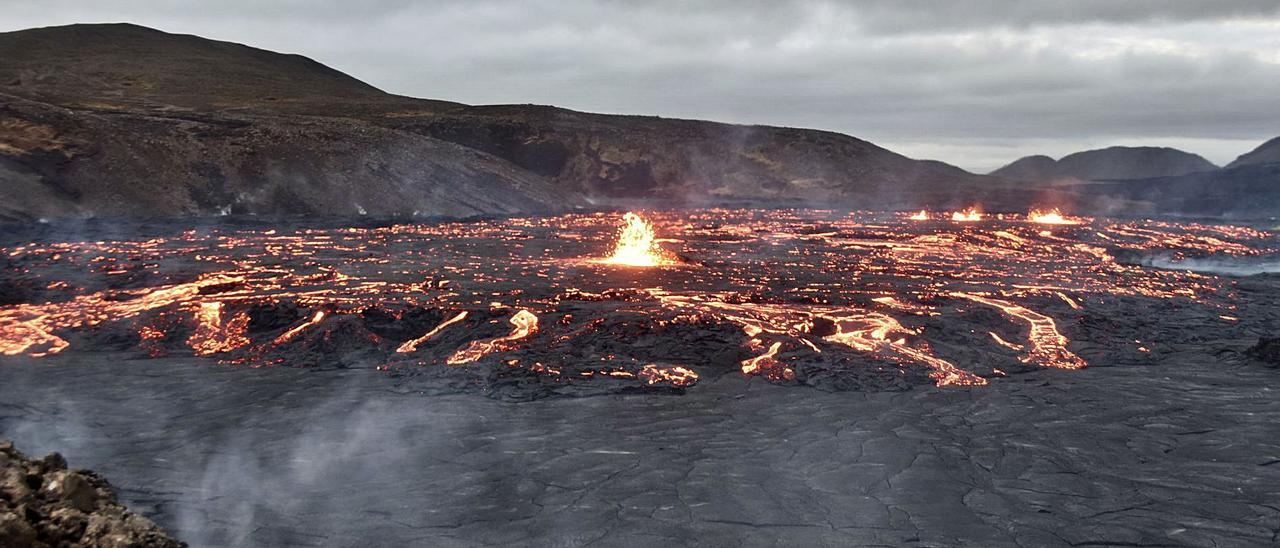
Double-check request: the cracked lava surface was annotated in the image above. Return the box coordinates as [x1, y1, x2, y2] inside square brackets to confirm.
[2, 209, 1279, 545]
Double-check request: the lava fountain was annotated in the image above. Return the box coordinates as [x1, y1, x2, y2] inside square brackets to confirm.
[1028, 208, 1079, 225]
[951, 208, 983, 222]
[599, 212, 678, 267]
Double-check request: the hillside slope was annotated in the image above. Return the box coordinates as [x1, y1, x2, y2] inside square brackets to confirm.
[1227, 136, 1280, 169]
[0, 23, 1022, 221]
[0, 24, 574, 221]
[991, 146, 1217, 182]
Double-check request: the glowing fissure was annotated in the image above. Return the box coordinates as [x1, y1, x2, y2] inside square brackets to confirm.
[819, 312, 987, 386]
[653, 292, 985, 387]
[3, 209, 1268, 392]
[273, 310, 327, 345]
[954, 292, 1087, 369]
[447, 309, 538, 364]
[396, 311, 468, 353]
[0, 274, 243, 357]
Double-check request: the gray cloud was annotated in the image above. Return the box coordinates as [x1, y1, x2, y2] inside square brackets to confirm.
[2, 0, 1278, 172]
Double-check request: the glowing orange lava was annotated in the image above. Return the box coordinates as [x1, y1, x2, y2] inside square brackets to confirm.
[396, 311, 468, 353]
[599, 212, 677, 267]
[447, 309, 538, 364]
[187, 301, 251, 356]
[1028, 208, 1079, 225]
[0, 273, 243, 357]
[740, 341, 782, 375]
[953, 292, 1086, 369]
[951, 208, 983, 222]
[3, 208, 1267, 392]
[273, 310, 327, 345]
[638, 364, 699, 387]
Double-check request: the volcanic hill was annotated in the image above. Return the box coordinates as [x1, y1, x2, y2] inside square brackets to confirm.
[1227, 136, 1280, 169]
[1, 23, 1276, 222]
[0, 23, 1024, 222]
[990, 146, 1218, 182]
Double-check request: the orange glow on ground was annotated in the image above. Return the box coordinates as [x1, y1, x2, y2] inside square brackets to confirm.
[447, 309, 538, 364]
[1028, 208, 1079, 225]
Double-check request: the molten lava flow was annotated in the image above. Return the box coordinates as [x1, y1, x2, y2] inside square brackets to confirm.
[3, 207, 1267, 393]
[820, 312, 987, 386]
[951, 208, 983, 222]
[600, 212, 677, 267]
[909, 210, 930, 221]
[0, 274, 243, 357]
[1028, 208, 1078, 225]
[447, 309, 538, 364]
[740, 341, 783, 375]
[273, 310, 327, 345]
[953, 292, 1086, 369]
[638, 364, 699, 387]
[396, 311, 468, 353]
[187, 301, 251, 356]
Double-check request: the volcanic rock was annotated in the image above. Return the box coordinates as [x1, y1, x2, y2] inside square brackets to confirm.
[0, 440, 185, 547]
[1245, 337, 1280, 367]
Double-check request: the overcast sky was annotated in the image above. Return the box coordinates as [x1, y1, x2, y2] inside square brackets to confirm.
[4, 0, 1279, 172]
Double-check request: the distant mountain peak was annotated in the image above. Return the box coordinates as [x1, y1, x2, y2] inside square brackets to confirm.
[991, 146, 1217, 182]
[1227, 136, 1280, 169]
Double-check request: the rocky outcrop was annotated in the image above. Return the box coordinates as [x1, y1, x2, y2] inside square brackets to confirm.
[1246, 337, 1280, 367]
[0, 440, 184, 547]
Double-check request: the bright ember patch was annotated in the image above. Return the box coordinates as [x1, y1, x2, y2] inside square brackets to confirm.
[951, 208, 983, 222]
[1028, 208, 1079, 225]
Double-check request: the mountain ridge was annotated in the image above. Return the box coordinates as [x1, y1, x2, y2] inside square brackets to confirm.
[991, 146, 1218, 182]
[1227, 136, 1280, 169]
[0, 23, 1275, 221]
[0, 23, 1031, 222]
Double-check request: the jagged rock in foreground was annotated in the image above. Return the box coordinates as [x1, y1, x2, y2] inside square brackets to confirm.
[0, 440, 184, 548]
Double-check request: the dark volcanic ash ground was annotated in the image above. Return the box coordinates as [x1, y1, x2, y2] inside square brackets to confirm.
[1, 209, 1279, 546]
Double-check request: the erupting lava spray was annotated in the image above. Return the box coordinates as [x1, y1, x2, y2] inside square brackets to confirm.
[1027, 208, 1079, 225]
[600, 212, 677, 267]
